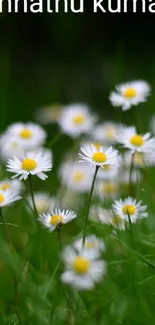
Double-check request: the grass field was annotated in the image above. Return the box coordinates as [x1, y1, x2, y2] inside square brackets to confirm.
[1, 75, 155, 325]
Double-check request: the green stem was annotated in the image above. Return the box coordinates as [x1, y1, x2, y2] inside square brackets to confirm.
[57, 227, 62, 249]
[28, 175, 38, 219]
[127, 210, 134, 248]
[56, 227, 74, 324]
[82, 166, 99, 247]
[0, 208, 12, 246]
[48, 132, 62, 149]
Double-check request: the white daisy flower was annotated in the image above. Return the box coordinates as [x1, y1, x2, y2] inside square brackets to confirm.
[34, 148, 53, 164]
[124, 151, 155, 168]
[27, 192, 56, 214]
[89, 206, 113, 224]
[35, 104, 62, 124]
[38, 209, 77, 232]
[7, 150, 52, 180]
[58, 104, 95, 137]
[109, 214, 126, 230]
[119, 169, 143, 185]
[0, 189, 21, 207]
[81, 140, 105, 151]
[60, 162, 93, 193]
[6, 122, 46, 150]
[61, 247, 106, 290]
[117, 126, 155, 153]
[97, 180, 119, 199]
[93, 122, 123, 144]
[79, 144, 122, 168]
[109, 80, 151, 111]
[0, 179, 23, 193]
[113, 197, 148, 223]
[0, 135, 24, 161]
[60, 190, 82, 210]
[97, 165, 119, 181]
[74, 235, 105, 258]
[90, 206, 125, 230]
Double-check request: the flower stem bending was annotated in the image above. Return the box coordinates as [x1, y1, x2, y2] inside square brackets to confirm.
[82, 166, 99, 247]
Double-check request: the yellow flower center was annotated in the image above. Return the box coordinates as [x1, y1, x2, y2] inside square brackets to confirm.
[104, 183, 116, 194]
[50, 215, 64, 225]
[36, 200, 47, 213]
[0, 194, 5, 204]
[122, 204, 136, 215]
[102, 165, 111, 170]
[85, 241, 97, 249]
[11, 142, 18, 149]
[72, 256, 90, 274]
[22, 158, 37, 170]
[93, 143, 102, 151]
[93, 152, 107, 163]
[73, 171, 85, 182]
[112, 216, 123, 226]
[130, 135, 144, 147]
[73, 114, 86, 125]
[105, 127, 115, 139]
[19, 128, 32, 139]
[1, 183, 12, 191]
[123, 87, 137, 99]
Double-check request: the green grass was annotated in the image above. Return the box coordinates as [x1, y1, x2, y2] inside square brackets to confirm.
[1, 39, 155, 323]
[1, 126, 155, 325]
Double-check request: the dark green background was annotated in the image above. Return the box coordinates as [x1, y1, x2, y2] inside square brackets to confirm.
[0, 4, 155, 130]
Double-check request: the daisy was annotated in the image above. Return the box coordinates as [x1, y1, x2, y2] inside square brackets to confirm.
[7, 150, 52, 180]
[27, 192, 56, 214]
[35, 104, 62, 124]
[0, 179, 23, 193]
[81, 139, 105, 151]
[89, 206, 113, 224]
[0, 135, 24, 161]
[90, 206, 125, 230]
[97, 165, 119, 180]
[34, 147, 53, 163]
[97, 180, 119, 199]
[109, 80, 151, 111]
[61, 246, 106, 290]
[58, 103, 95, 137]
[110, 214, 126, 230]
[60, 162, 93, 193]
[124, 150, 155, 168]
[60, 190, 82, 210]
[119, 169, 143, 185]
[38, 209, 77, 232]
[117, 126, 155, 153]
[6, 122, 46, 150]
[74, 235, 105, 258]
[113, 197, 148, 223]
[79, 144, 121, 168]
[93, 122, 123, 145]
[0, 188, 21, 207]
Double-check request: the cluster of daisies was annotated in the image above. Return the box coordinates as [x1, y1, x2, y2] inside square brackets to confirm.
[0, 79, 155, 290]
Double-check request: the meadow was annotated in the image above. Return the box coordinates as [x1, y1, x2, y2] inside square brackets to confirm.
[0, 77, 155, 325]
